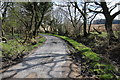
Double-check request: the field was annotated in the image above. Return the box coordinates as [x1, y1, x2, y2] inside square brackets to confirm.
[90, 24, 120, 32]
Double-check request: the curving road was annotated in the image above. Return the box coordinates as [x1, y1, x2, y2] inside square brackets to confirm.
[1, 35, 80, 79]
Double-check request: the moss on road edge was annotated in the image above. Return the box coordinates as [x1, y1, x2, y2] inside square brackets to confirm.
[45, 33, 119, 80]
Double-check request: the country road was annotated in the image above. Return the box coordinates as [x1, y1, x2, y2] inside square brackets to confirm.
[1, 34, 80, 79]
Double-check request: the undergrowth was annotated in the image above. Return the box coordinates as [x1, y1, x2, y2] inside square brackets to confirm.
[0, 35, 46, 65]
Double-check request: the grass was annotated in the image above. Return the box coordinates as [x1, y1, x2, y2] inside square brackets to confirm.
[0, 40, 27, 57]
[0, 35, 46, 59]
[45, 33, 119, 79]
[46, 33, 101, 61]
[31, 37, 46, 49]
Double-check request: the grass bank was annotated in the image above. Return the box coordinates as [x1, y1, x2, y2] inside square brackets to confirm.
[0, 35, 46, 68]
[46, 33, 119, 80]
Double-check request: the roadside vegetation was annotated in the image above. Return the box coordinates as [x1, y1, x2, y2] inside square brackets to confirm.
[1, 2, 51, 68]
[1, 1, 120, 79]
[78, 31, 120, 65]
[0, 35, 46, 68]
[46, 33, 120, 79]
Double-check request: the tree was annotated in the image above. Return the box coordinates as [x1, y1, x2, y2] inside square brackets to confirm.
[7, 2, 34, 41]
[0, 2, 10, 37]
[89, 0, 120, 43]
[67, 3, 82, 37]
[32, 2, 53, 37]
[71, 2, 88, 36]
[19, 2, 53, 38]
[54, 2, 83, 37]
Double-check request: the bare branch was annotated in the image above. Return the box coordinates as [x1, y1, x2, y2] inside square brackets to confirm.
[54, 3, 68, 7]
[112, 10, 120, 19]
[94, 2, 101, 6]
[67, 4, 76, 28]
[76, 15, 82, 24]
[88, 9, 103, 13]
[57, 7, 71, 21]
[109, 5, 117, 12]
[73, 2, 86, 18]
[88, 13, 98, 33]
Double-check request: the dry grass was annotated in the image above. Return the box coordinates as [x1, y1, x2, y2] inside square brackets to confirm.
[90, 24, 120, 32]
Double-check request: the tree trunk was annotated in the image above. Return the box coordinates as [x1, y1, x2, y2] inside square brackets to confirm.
[12, 27, 14, 37]
[33, 28, 37, 37]
[33, 12, 44, 37]
[83, 2, 87, 36]
[83, 17, 87, 36]
[105, 20, 116, 43]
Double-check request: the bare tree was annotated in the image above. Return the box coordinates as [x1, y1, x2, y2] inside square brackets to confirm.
[52, 3, 82, 37]
[67, 3, 82, 37]
[71, 2, 88, 36]
[89, 0, 120, 43]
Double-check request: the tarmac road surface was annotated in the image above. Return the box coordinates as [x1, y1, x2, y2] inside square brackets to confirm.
[1, 34, 80, 79]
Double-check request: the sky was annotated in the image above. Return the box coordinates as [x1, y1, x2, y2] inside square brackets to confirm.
[99, 0, 120, 20]
[0, 0, 120, 20]
[53, 0, 120, 20]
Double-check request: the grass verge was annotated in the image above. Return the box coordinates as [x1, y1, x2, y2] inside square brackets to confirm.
[0, 35, 46, 68]
[45, 33, 119, 80]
